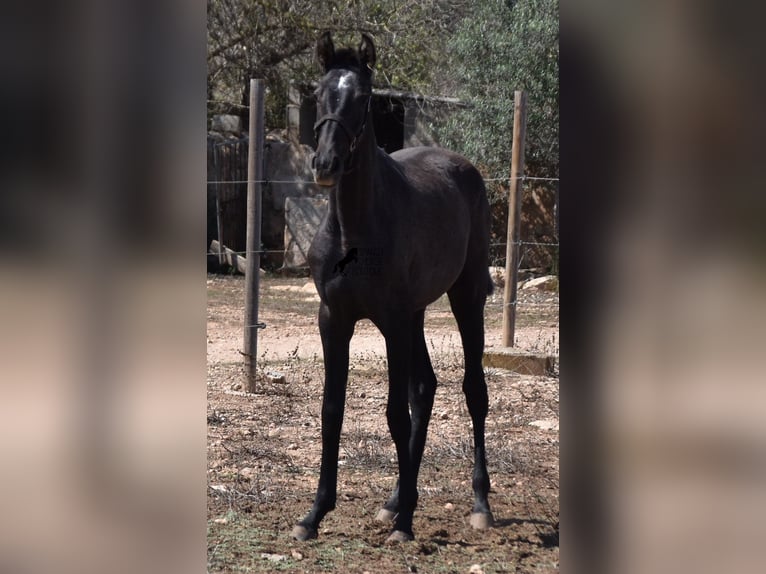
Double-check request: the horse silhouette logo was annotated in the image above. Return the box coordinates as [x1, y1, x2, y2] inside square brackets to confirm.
[333, 248, 358, 276]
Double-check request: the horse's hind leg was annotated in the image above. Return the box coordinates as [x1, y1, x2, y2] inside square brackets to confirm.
[376, 310, 438, 523]
[448, 278, 494, 529]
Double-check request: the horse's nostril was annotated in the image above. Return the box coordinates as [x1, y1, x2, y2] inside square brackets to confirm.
[312, 153, 341, 176]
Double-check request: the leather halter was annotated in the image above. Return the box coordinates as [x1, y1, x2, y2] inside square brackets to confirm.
[313, 96, 372, 155]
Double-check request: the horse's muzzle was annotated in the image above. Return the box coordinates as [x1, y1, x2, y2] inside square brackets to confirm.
[311, 153, 341, 187]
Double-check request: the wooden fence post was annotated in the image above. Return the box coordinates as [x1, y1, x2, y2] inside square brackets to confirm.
[502, 90, 528, 347]
[244, 79, 265, 390]
[212, 142, 225, 265]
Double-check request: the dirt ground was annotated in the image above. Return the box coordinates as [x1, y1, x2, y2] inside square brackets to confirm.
[207, 274, 559, 573]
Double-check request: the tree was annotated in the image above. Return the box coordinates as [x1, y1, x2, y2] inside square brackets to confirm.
[207, 0, 473, 129]
[435, 0, 559, 186]
[431, 0, 559, 271]
[207, 0, 317, 127]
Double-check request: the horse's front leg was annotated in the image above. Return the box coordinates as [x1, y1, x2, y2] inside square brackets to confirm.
[292, 304, 354, 541]
[382, 315, 418, 543]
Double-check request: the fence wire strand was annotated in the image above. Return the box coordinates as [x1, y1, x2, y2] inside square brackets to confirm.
[210, 240, 557, 260]
[208, 144, 559, 329]
[207, 175, 558, 186]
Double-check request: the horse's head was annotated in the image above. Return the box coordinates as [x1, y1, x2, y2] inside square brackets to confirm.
[311, 32, 376, 187]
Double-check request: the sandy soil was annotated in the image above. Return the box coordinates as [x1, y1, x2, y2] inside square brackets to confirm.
[207, 274, 559, 573]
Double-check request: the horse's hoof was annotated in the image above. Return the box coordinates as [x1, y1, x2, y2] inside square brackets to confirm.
[386, 530, 415, 544]
[469, 512, 495, 530]
[375, 508, 397, 523]
[291, 524, 317, 541]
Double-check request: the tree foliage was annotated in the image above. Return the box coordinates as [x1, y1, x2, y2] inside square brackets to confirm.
[435, 0, 559, 188]
[207, 0, 473, 128]
[207, 0, 560, 270]
[427, 0, 559, 271]
[208, 0, 558, 177]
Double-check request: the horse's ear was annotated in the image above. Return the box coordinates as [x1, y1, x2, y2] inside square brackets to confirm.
[316, 31, 335, 71]
[359, 33, 376, 71]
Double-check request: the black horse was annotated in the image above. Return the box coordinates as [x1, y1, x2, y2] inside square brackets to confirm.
[292, 32, 494, 543]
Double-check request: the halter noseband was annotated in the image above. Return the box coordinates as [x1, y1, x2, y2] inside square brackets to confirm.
[313, 96, 372, 155]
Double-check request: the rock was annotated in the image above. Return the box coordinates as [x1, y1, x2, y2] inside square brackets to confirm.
[520, 274, 558, 292]
[489, 266, 505, 288]
[530, 419, 559, 431]
[262, 139, 321, 268]
[291, 550, 304, 560]
[444, 502, 455, 511]
[260, 553, 286, 563]
[468, 565, 484, 574]
[213, 517, 228, 524]
[266, 371, 286, 384]
[211, 114, 242, 133]
[482, 348, 556, 376]
[284, 197, 329, 269]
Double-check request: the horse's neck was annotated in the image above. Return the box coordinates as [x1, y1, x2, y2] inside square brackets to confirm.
[332, 131, 379, 252]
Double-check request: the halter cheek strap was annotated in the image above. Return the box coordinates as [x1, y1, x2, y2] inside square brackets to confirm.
[313, 97, 372, 154]
[313, 114, 359, 152]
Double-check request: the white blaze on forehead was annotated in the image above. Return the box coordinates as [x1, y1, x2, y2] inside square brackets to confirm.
[337, 72, 353, 91]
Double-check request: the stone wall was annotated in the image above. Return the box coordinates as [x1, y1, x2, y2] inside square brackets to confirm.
[283, 197, 328, 270]
[260, 135, 322, 268]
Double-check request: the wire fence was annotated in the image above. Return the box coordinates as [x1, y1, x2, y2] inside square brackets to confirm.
[207, 140, 559, 327]
[207, 176, 558, 256]
[207, 175, 558, 186]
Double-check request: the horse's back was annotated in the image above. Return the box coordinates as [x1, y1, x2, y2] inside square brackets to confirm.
[389, 146, 490, 228]
[390, 147, 486, 201]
